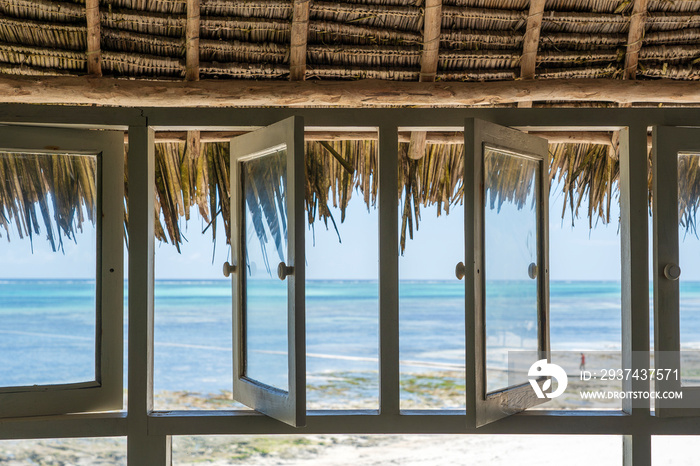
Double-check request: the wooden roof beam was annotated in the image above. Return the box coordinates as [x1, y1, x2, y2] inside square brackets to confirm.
[86, 0, 101, 77]
[624, 0, 649, 80]
[409, 0, 442, 160]
[290, 0, 311, 81]
[185, 0, 200, 81]
[3, 76, 700, 107]
[518, 0, 545, 108]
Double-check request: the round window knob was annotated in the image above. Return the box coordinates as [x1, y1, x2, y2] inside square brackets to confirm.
[223, 261, 236, 277]
[528, 263, 538, 280]
[278, 262, 294, 281]
[664, 263, 681, 281]
[455, 262, 466, 280]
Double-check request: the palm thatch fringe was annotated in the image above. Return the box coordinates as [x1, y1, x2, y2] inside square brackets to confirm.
[102, 50, 184, 77]
[540, 32, 626, 50]
[200, 62, 288, 79]
[200, 39, 287, 64]
[311, 2, 423, 32]
[201, 18, 290, 43]
[0, 15, 86, 50]
[308, 45, 421, 68]
[0, 0, 84, 23]
[0, 139, 640, 257]
[202, 0, 291, 19]
[102, 28, 184, 57]
[102, 0, 186, 15]
[101, 10, 185, 38]
[309, 22, 421, 46]
[0, 152, 95, 252]
[0, 44, 86, 71]
[440, 30, 523, 50]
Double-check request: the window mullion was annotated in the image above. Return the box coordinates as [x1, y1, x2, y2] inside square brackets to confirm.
[127, 124, 171, 464]
[378, 125, 400, 416]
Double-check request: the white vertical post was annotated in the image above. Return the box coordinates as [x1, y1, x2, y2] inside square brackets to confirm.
[619, 124, 651, 465]
[378, 125, 400, 416]
[127, 124, 171, 464]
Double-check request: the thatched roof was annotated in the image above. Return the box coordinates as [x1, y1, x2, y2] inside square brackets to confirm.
[0, 0, 697, 81]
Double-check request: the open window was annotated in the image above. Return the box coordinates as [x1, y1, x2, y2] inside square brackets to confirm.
[652, 125, 700, 415]
[464, 119, 550, 427]
[0, 125, 123, 417]
[229, 117, 306, 427]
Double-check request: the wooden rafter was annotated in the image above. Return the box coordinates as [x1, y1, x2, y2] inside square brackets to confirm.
[518, 0, 545, 108]
[408, 0, 442, 160]
[624, 0, 649, 80]
[290, 0, 310, 81]
[185, 0, 200, 81]
[2, 76, 700, 107]
[419, 0, 442, 83]
[86, 0, 101, 77]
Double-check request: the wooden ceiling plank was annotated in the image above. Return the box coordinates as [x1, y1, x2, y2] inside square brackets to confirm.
[290, 0, 311, 81]
[624, 0, 649, 80]
[186, 0, 200, 81]
[86, 0, 101, 77]
[518, 0, 545, 108]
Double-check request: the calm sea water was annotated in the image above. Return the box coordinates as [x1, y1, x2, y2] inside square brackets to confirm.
[2, 279, 699, 393]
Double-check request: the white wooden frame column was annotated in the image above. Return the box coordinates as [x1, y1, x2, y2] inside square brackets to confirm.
[378, 125, 400, 416]
[619, 125, 652, 466]
[127, 123, 171, 465]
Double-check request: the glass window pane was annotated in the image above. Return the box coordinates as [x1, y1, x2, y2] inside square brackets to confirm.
[0, 152, 97, 387]
[398, 138, 465, 410]
[305, 139, 379, 410]
[678, 153, 700, 386]
[242, 148, 289, 391]
[484, 146, 540, 394]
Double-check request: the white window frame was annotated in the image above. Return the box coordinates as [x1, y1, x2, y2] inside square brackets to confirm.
[0, 105, 689, 466]
[0, 125, 124, 418]
[464, 118, 551, 427]
[230, 116, 306, 427]
[652, 125, 700, 415]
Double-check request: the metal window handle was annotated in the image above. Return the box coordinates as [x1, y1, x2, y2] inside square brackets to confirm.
[223, 262, 236, 277]
[664, 263, 681, 281]
[455, 262, 466, 280]
[528, 263, 538, 280]
[278, 262, 294, 281]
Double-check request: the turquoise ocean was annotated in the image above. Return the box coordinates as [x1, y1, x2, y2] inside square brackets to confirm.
[0, 279, 642, 395]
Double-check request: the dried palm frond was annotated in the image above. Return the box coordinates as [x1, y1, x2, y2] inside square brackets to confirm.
[0, 152, 96, 252]
[0, 138, 647, 260]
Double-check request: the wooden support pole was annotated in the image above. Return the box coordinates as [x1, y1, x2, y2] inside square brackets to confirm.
[2, 76, 700, 107]
[290, 0, 310, 81]
[86, 0, 101, 77]
[185, 0, 200, 81]
[409, 0, 442, 159]
[624, 0, 649, 80]
[518, 0, 545, 108]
